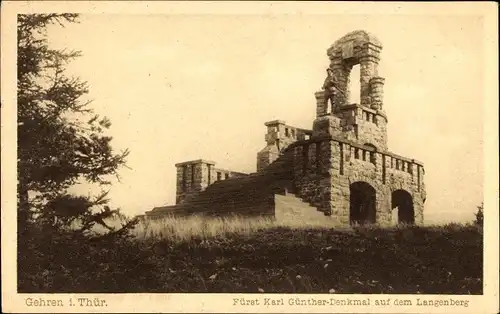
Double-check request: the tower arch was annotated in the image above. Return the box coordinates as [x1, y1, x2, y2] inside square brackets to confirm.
[349, 181, 377, 225]
[314, 30, 389, 151]
[326, 30, 384, 110]
[391, 189, 415, 225]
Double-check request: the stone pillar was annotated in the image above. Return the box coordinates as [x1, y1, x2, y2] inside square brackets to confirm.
[330, 178, 350, 225]
[317, 140, 332, 215]
[175, 165, 185, 204]
[359, 57, 373, 107]
[359, 42, 382, 108]
[315, 90, 328, 117]
[413, 194, 425, 225]
[418, 167, 427, 222]
[191, 163, 206, 193]
[199, 162, 214, 191]
[370, 76, 385, 110]
[328, 52, 350, 107]
[376, 185, 392, 226]
[329, 141, 349, 224]
[174, 160, 215, 204]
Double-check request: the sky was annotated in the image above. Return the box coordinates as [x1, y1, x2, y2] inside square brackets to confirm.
[44, 14, 484, 224]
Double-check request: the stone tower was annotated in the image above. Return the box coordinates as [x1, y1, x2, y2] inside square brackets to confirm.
[288, 30, 426, 225]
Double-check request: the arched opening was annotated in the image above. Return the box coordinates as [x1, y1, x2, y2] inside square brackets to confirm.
[349, 181, 377, 225]
[391, 189, 414, 224]
[347, 64, 361, 104]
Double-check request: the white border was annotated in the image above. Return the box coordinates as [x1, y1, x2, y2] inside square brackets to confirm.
[1, 2, 498, 313]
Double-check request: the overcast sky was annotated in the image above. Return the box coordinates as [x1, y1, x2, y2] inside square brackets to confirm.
[45, 14, 484, 224]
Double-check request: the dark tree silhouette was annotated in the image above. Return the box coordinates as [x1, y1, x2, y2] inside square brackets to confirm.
[17, 12, 138, 247]
[474, 202, 484, 226]
[17, 13, 142, 292]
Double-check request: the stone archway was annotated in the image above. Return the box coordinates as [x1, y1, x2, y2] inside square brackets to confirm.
[392, 189, 414, 224]
[326, 30, 384, 109]
[349, 181, 377, 225]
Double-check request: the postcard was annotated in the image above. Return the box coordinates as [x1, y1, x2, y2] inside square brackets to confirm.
[1, 1, 498, 313]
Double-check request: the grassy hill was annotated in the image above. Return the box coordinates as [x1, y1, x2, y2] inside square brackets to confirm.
[19, 216, 483, 294]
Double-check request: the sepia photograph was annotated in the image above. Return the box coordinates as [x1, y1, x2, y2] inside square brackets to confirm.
[1, 1, 498, 313]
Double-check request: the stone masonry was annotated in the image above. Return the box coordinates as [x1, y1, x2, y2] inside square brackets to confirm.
[144, 30, 426, 226]
[174, 159, 249, 204]
[256, 120, 312, 172]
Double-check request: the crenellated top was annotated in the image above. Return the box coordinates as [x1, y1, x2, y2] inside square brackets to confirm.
[286, 135, 425, 201]
[285, 134, 424, 168]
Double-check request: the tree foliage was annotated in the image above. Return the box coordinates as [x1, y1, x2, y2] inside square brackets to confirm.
[474, 202, 484, 226]
[17, 13, 136, 239]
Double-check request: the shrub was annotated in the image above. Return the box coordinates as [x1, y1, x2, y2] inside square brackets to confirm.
[474, 203, 484, 226]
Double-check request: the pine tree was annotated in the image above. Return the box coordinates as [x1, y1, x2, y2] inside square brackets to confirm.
[17, 14, 136, 240]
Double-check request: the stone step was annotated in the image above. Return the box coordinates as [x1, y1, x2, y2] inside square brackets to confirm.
[277, 199, 316, 211]
[279, 192, 318, 207]
[279, 199, 313, 208]
[274, 194, 326, 222]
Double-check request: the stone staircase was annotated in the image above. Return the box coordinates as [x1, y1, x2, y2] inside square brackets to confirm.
[147, 145, 324, 219]
[274, 193, 325, 222]
[147, 148, 294, 218]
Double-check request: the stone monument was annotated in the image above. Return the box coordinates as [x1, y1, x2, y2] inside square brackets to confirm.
[144, 30, 426, 226]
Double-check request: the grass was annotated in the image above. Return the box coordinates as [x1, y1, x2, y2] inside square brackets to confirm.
[139, 217, 483, 294]
[18, 214, 483, 294]
[133, 215, 353, 241]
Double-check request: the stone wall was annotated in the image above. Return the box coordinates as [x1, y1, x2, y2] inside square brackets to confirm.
[175, 159, 248, 204]
[330, 139, 425, 225]
[289, 136, 425, 226]
[333, 104, 388, 151]
[313, 105, 388, 152]
[291, 137, 333, 214]
[210, 167, 248, 184]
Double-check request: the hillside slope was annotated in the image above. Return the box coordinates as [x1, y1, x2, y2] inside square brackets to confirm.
[20, 224, 482, 294]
